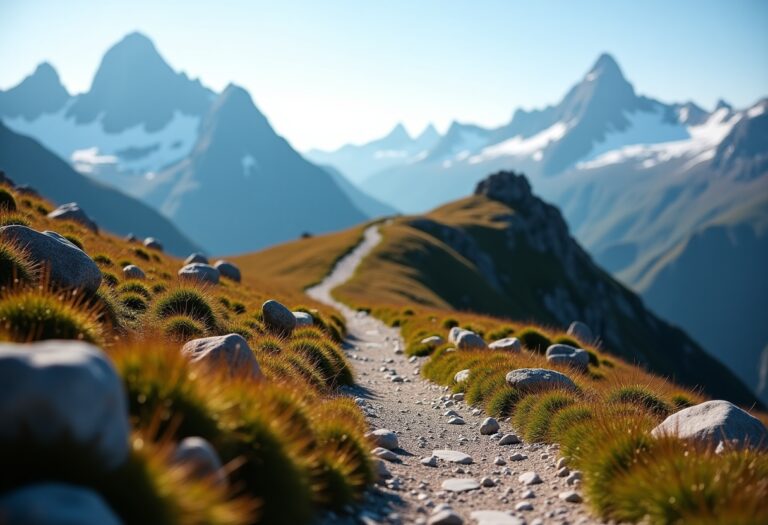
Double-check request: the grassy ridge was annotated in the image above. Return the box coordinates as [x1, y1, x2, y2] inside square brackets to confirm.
[0, 183, 372, 524]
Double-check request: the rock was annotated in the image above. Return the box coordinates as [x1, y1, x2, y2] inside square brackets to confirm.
[505, 368, 576, 392]
[293, 311, 314, 327]
[518, 471, 542, 485]
[374, 459, 392, 480]
[452, 393, 465, 401]
[372, 447, 399, 462]
[441, 478, 480, 492]
[0, 484, 121, 525]
[557, 466, 570, 477]
[214, 260, 241, 282]
[185, 253, 209, 265]
[444, 409, 459, 417]
[47, 202, 98, 233]
[651, 400, 768, 448]
[494, 456, 506, 465]
[367, 428, 399, 450]
[514, 501, 533, 511]
[181, 334, 262, 380]
[509, 453, 527, 461]
[178, 263, 220, 285]
[421, 335, 445, 347]
[480, 476, 495, 487]
[448, 326, 469, 344]
[0, 226, 101, 293]
[143, 237, 163, 251]
[454, 369, 471, 383]
[428, 509, 464, 525]
[480, 417, 500, 435]
[432, 449, 473, 464]
[559, 490, 583, 503]
[448, 416, 466, 425]
[545, 344, 590, 371]
[566, 471, 582, 485]
[15, 184, 39, 197]
[122, 264, 145, 280]
[173, 436, 226, 485]
[456, 330, 487, 351]
[470, 510, 525, 525]
[262, 299, 297, 336]
[421, 455, 438, 467]
[0, 341, 130, 469]
[125, 233, 138, 243]
[499, 434, 521, 445]
[488, 338, 522, 353]
[567, 321, 594, 343]
[520, 489, 535, 498]
[556, 457, 568, 468]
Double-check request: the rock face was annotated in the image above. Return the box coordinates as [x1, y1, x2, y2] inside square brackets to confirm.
[178, 263, 220, 285]
[545, 344, 590, 371]
[262, 299, 297, 336]
[0, 226, 101, 293]
[214, 260, 241, 282]
[293, 311, 314, 327]
[505, 368, 577, 392]
[0, 483, 122, 525]
[489, 337, 522, 352]
[651, 400, 768, 448]
[173, 436, 226, 485]
[456, 330, 487, 351]
[181, 334, 262, 380]
[143, 237, 163, 251]
[122, 264, 145, 280]
[454, 369, 471, 383]
[567, 321, 594, 343]
[0, 341, 130, 469]
[185, 252, 209, 265]
[47, 202, 98, 233]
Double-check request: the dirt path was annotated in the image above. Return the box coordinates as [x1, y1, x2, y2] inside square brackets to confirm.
[308, 226, 598, 525]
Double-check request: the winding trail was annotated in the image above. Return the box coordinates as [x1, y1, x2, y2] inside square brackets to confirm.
[308, 225, 598, 525]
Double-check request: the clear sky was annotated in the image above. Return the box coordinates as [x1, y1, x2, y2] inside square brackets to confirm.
[1, 0, 767, 151]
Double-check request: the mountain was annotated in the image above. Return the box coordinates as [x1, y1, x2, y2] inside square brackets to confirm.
[0, 32, 213, 192]
[0, 122, 200, 255]
[140, 85, 368, 254]
[247, 170, 760, 407]
[305, 122, 441, 184]
[321, 164, 398, 218]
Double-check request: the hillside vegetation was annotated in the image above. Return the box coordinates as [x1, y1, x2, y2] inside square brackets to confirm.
[0, 181, 373, 525]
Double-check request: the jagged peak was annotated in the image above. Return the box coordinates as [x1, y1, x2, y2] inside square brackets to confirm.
[385, 122, 411, 141]
[474, 170, 534, 207]
[715, 98, 733, 112]
[585, 52, 626, 84]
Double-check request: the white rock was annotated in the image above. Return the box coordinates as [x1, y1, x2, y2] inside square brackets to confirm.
[566, 471, 583, 485]
[448, 327, 470, 344]
[441, 478, 480, 492]
[499, 434, 521, 445]
[520, 489, 535, 498]
[559, 490, 583, 503]
[0, 341, 129, 470]
[178, 263, 220, 285]
[545, 344, 590, 371]
[448, 416, 466, 425]
[293, 311, 314, 327]
[488, 338, 522, 353]
[122, 264, 145, 280]
[433, 449, 473, 464]
[518, 471, 542, 485]
[181, 334, 262, 380]
[0, 483, 121, 525]
[470, 510, 525, 525]
[173, 436, 226, 485]
[567, 321, 594, 343]
[367, 428, 399, 450]
[505, 368, 576, 392]
[428, 509, 464, 525]
[514, 501, 533, 511]
[651, 400, 767, 448]
[480, 417, 500, 435]
[456, 331, 487, 351]
[454, 369, 471, 383]
[421, 455, 438, 467]
[444, 410, 459, 417]
[421, 335, 445, 347]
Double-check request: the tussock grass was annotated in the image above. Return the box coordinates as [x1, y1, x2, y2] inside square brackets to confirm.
[516, 327, 552, 353]
[152, 286, 219, 331]
[118, 281, 152, 299]
[0, 237, 35, 286]
[162, 315, 206, 341]
[607, 385, 672, 417]
[0, 188, 17, 211]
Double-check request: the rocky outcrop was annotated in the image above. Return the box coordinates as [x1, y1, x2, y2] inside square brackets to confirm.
[47, 202, 98, 233]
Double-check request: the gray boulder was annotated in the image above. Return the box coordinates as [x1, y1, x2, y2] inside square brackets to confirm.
[454, 369, 471, 383]
[546, 344, 590, 371]
[421, 335, 445, 347]
[448, 327, 470, 344]
[181, 334, 262, 380]
[456, 330, 487, 351]
[366, 428, 399, 450]
[214, 260, 241, 282]
[178, 263, 220, 285]
[173, 436, 226, 485]
[47, 202, 98, 233]
[506, 368, 577, 392]
[567, 321, 594, 343]
[0, 484, 121, 525]
[143, 237, 163, 251]
[262, 299, 296, 336]
[122, 264, 145, 280]
[293, 311, 314, 327]
[0, 341, 130, 470]
[651, 400, 767, 449]
[489, 337, 522, 352]
[185, 253, 209, 265]
[0, 226, 101, 293]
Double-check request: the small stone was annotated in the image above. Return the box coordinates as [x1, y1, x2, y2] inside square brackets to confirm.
[471, 408, 482, 416]
[566, 471, 583, 486]
[509, 453, 527, 461]
[372, 447, 399, 462]
[181, 334, 262, 380]
[374, 459, 391, 480]
[499, 434, 521, 445]
[213, 260, 241, 282]
[428, 509, 464, 525]
[184, 253, 209, 265]
[421, 456, 438, 467]
[556, 457, 568, 469]
[514, 501, 533, 511]
[494, 456, 507, 466]
[470, 510, 524, 525]
[444, 410, 459, 417]
[448, 417, 466, 425]
[488, 338, 522, 353]
[293, 311, 314, 327]
[480, 476, 495, 487]
[454, 369, 470, 383]
[178, 263, 220, 284]
[559, 490, 583, 503]
[262, 299, 297, 336]
[452, 393, 465, 401]
[521, 490, 535, 499]
[143, 237, 163, 251]
[441, 478, 480, 492]
[480, 417, 500, 435]
[518, 471, 542, 485]
[433, 449, 473, 464]
[367, 428, 399, 450]
[122, 264, 145, 279]
[567, 321, 594, 343]
[557, 466, 570, 477]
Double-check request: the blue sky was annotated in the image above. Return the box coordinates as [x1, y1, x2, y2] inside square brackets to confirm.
[1, 0, 766, 150]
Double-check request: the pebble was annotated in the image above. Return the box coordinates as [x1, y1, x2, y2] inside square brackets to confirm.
[566, 471, 583, 485]
[433, 450, 474, 464]
[372, 447, 399, 462]
[556, 457, 568, 469]
[441, 478, 481, 493]
[515, 501, 534, 511]
[509, 453, 527, 461]
[559, 490, 583, 503]
[480, 417, 500, 435]
[480, 477, 495, 487]
[421, 456, 438, 467]
[367, 428, 399, 450]
[444, 410, 459, 417]
[470, 510, 525, 525]
[494, 456, 506, 466]
[498, 434, 521, 445]
[521, 490, 535, 499]
[557, 466, 570, 477]
[428, 509, 464, 525]
[518, 471, 542, 485]
[452, 393, 465, 401]
[448, 417, 466, 425]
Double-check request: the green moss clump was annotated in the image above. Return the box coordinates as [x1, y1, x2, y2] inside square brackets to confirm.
[517, 327, 552, 353]
[607, 385, 671, 417]
[0, 189, 17, 212]
[152, 288, 218, 331]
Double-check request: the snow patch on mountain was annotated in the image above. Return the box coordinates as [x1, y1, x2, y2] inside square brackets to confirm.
[469, 121, 570, 163]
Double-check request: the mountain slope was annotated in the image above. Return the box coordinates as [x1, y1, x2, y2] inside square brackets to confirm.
[286, 171, 757, 406]
[321, 164, 398, 217]
[0, 122, 200, 255]
[142, 85, 367, 254]
[0, 62, 70, 119]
